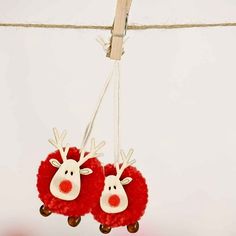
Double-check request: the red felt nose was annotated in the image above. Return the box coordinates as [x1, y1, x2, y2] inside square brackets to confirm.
[108, 194, 120, 207]
[59, 180, 72, 193]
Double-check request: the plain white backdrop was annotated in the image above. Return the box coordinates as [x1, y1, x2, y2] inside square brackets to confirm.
[0, 0, 236, 236]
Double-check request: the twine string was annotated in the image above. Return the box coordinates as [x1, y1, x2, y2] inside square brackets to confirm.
[0, 22, 236, 30]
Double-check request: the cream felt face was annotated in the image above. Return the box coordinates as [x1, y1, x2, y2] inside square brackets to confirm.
[49, 159, 93, 201]
[100, 149, 135, 213]
[48, 128, 105, 201]
[100, 175, 132, 213]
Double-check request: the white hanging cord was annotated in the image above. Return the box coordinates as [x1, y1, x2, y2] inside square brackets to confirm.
[96, 36, 111, 54]
[79, 39, 121, 163]
[80, 62, 117, 152]
[114, 61, 121, 164]
[96, 37, 122, 164]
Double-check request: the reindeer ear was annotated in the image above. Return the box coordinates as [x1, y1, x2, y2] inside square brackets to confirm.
[49, 159, 61, 168]
[80, 168, 93, 175]
[121, 177, 133, 185]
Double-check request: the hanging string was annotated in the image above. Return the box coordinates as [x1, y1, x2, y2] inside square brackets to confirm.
[80, 62, 117, 152]
[114, 61, 121, 164]
[0, 22, 236, 31]
[80, 60, 121, 165]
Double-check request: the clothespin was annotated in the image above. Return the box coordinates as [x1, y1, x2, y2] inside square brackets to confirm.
[107, 0, 132, 60]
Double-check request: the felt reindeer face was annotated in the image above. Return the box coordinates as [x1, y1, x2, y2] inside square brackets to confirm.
[48, 128, 105, 201]
[100, 149, 135, 213]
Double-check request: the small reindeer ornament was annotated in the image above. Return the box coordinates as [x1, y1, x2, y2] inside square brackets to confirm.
[100, 149, 135, 214]
[37, 128, 105, 227]
[91, 149, 148, 234]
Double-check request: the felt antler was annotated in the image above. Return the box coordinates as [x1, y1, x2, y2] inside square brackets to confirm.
[48, 128, 70, 162]
[116, 148, 136, 179]
[78, 138, 105, 167]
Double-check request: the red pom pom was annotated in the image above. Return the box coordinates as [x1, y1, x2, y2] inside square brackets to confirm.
[108, 194, 121, 207]
[37, 147, 105, 217]
[59, 180, 73, 194]
[91, 164, 148, 228]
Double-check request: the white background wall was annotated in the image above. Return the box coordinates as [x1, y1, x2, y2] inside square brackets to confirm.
[0, 1, 236, 236]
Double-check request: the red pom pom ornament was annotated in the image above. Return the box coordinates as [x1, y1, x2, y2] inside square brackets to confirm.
[91, 149, 148, 233]
[37, 128, 105, 227]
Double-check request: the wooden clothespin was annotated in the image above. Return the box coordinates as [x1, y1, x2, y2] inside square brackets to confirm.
[107, 0, 132, 60]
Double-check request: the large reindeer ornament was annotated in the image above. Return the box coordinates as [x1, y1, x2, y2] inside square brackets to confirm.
[91, 149, 148, 234]
[37, 128, 105, 227]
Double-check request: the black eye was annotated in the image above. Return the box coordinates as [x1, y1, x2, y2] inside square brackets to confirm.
[71, 171, 73, 176]
[114, 186, 116, 190]
[109, 186, 111, 191]
[65, 170, 68, 175]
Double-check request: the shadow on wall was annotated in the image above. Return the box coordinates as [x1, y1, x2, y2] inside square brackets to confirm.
[2, 227, 37, 236]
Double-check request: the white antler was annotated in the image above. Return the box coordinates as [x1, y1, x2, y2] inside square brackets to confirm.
[116, 148, 136, 179]
[78, 138, 105, 167]
[48, 128, 70, 162]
